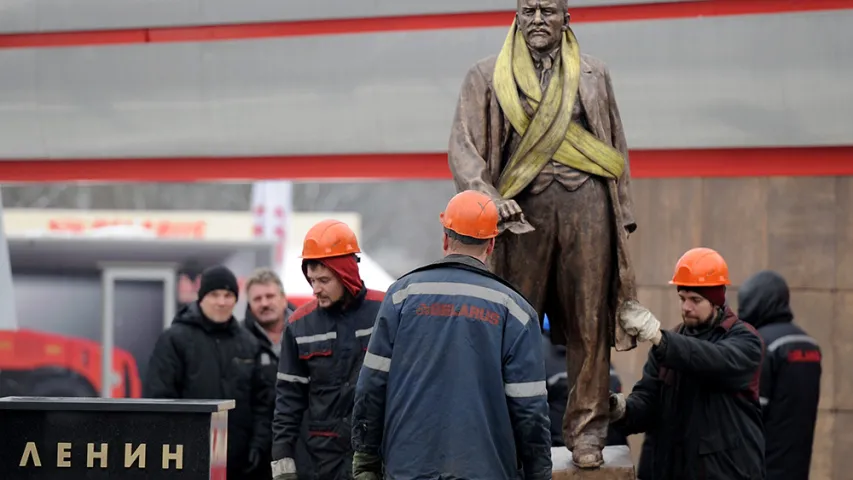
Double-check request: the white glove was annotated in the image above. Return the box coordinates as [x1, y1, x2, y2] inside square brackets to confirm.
[271, 458, 297, 480]
[609, 393, 626, 421]
[618, 300, 661, 343]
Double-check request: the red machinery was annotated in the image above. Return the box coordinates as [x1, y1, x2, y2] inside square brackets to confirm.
[0, 329, 141, 398]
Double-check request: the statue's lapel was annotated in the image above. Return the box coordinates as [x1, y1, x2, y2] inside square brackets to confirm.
[577, 56, 604, 137]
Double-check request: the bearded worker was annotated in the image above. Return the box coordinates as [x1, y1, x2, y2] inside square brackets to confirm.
[447, 0, 638, 469]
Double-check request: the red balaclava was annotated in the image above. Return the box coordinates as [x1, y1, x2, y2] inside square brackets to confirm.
[303, 254, 364, 297]
[677, 285, 727, 307]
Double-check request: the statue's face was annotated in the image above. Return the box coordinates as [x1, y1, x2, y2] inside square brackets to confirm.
[517, 0, 567, 53]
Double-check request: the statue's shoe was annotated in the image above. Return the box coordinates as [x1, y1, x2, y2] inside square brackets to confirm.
[571, 444, 604, 469]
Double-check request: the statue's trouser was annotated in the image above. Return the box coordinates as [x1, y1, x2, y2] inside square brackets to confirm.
[491, 178, 613, 451]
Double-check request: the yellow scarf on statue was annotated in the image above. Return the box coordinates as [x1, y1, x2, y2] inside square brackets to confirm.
[493, 20, 626, 199]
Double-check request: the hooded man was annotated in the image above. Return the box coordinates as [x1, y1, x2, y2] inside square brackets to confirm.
[144, 265, 272, 480]
[610, 247, 765, 479]
[738, 270, 821, 480]
[271, 220, 385, 480]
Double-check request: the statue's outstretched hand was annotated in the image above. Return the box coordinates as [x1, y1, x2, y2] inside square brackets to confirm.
[495, 199, 523, 221]
[617, 300, 661, 343]
[495, 199, 535, 234]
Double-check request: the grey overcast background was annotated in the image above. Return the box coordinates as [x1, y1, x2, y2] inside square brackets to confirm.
[1, 181, 458, 278]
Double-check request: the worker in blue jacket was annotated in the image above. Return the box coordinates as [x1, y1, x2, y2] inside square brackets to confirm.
[351, 190, 552, 480]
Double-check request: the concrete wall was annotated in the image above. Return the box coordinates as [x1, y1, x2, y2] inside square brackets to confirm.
[611, 175, 853, 479]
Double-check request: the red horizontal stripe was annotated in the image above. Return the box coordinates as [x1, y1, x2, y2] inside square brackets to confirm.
[0, 0, 850, 49]
[0, 147, 850, 183]
[299, 351, 332, 360]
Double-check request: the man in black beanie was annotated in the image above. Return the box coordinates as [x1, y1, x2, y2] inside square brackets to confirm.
[145, 265, 272, 480]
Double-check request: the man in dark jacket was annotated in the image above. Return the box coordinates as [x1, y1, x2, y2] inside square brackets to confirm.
[351, 191, 551, 480]
[541, 314, 628, 448]
[636, 432, 655, 480]
[144, 265, 271, 479]
[271, 220, 385, 480]
[738, 270, 821, 480]
[243, 267, 298, 480]
[611, 247, 765, 479]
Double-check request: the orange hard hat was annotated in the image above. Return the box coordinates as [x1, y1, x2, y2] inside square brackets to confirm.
[440, 190, 500, 239]
[301, 219, 361, 259]
[669, 247, 731, 287]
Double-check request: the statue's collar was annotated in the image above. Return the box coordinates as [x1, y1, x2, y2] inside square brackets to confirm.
[529, 44, 560, 71]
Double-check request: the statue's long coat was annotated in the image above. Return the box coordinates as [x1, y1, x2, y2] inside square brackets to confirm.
[447, 53, 638, 352]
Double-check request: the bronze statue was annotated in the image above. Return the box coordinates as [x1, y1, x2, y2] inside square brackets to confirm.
[447, 0, 638, 469]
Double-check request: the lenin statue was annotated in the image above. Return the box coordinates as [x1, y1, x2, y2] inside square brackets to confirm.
[447, 0, 639, 469]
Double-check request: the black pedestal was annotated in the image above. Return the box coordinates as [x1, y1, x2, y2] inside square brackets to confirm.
[0, 396, 234, 480]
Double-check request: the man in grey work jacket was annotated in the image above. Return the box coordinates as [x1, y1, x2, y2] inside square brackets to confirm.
[351, 190, 552, 480]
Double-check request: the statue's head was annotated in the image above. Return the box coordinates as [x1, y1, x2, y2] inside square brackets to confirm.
[516, 0, 569, 53]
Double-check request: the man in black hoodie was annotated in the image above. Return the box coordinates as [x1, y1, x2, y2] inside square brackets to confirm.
[738, 270, 822, 480]
[144, 265, 272, 479]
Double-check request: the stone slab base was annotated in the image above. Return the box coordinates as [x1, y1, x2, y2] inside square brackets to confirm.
[552, 445, 636, 479]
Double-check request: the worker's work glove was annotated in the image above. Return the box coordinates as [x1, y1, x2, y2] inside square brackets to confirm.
[354, 472, 381, 480]
[352, 451, 383, 480]
[245, 448, 261, 473]
[271, 457, 298, 480]
[618, 300, 661, 343]
[609, 393, 626, 422]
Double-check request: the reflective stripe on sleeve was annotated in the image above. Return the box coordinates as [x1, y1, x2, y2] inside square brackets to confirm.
[355, 327, 374, 338]
[505, 381, 548, 398]
[766, 334, 819, 353]
[391, 282, 531, 326]
[363, 351, 391, 372]
[277, 372, 309, 384]
[271, 457, 296, 475]
[295, 331, 337, 344]
[546, 372, 567, 386]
